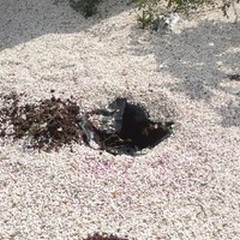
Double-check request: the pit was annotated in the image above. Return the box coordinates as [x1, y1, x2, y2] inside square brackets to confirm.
[82, 98, 173, 155]
[0, 93, 174, 155]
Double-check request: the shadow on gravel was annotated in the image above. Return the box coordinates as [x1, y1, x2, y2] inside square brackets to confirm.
[129, 19, 240, 127]
[218, 100, 240, 127]
[2, 2, 239, 128]
[0, 0, 132, 50]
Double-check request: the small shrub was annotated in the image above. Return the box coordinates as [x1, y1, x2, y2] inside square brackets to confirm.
[134, 0, 159, 29]
[134, 0, 239, 29]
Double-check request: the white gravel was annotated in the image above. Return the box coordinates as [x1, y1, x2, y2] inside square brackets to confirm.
[0, 0, 240, 239]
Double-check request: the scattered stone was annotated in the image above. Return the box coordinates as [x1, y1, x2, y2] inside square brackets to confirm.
[152, 13, 180, 34]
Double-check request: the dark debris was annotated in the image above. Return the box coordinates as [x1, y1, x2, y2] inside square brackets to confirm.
[228, 74, 240, 81]
[81, 98, 174, 155]
[0, 93, 173, 155]
[0, 92, 83, 151]
[83, 233, 128, 240]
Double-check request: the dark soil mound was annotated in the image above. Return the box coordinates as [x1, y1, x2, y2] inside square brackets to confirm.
[0, 92, 83, 151]
[0, 93, 173, 155]
[83, 233, 128, 240]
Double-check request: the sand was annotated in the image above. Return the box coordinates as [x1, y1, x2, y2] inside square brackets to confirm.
[0, 0, 240, 239]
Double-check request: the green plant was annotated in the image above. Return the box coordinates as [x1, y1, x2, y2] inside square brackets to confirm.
[69, 0, 99, 17]
[134, 0, 239, 29]
[134, 0, 159, 29]
[167, 0, 213, 13]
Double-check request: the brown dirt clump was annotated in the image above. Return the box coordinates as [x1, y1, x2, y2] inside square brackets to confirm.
[83, 233, 128, 240]
[0, 92, 83, 151]
[0, 92, 173, 154]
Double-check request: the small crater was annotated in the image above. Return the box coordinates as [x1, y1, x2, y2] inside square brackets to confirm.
[0, 93, 174, 155]
[82, 98, 174, 155]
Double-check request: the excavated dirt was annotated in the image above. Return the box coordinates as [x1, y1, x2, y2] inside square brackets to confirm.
[0, 93, 173, 154]
[83, 233, 128, 240]
[0, 92, 83, 151]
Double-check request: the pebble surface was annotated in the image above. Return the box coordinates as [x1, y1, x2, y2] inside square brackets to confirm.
[0, 0, 240, 239]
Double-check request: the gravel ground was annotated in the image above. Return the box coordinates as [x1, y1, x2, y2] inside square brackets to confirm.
[0, 0, 240, 239]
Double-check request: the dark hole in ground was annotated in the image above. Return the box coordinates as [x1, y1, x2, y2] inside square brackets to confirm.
[0, 93, 173, 154]
[83, 233, 128, 240]
[82, 98, 173, 155]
